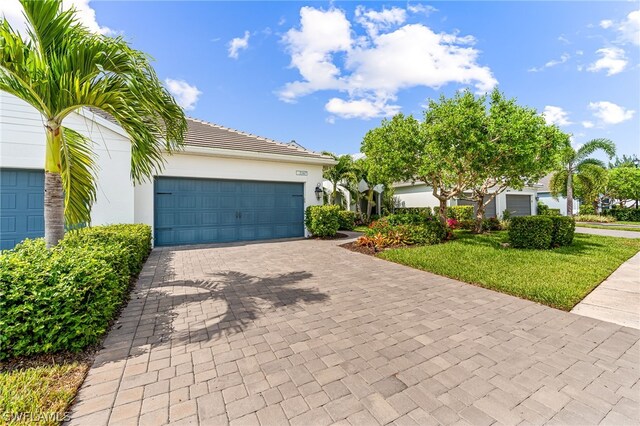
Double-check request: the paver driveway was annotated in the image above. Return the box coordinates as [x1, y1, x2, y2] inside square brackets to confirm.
[68, 237, 640, 425]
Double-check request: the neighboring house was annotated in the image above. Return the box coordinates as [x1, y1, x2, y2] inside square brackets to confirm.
[0, 92, 334, 249]
[536, 174, 579, 216]
[393, 182, 539, 218]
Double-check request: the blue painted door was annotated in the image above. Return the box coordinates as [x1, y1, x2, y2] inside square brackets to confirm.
[154, 177, 304, 246]
[0, 169, 44, 250]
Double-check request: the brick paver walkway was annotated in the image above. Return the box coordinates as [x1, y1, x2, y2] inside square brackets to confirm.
[68, 238, 640, 425]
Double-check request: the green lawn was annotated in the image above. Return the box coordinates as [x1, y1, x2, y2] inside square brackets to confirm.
[577, 223, 640, 232]
[0, 363, 88, 425]
[354, 225, 370, 232]
[379, 231, 640, 310]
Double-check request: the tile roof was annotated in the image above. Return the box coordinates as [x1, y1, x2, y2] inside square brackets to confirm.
[86, 108, 330, 160]
[184, 118, 330, 160]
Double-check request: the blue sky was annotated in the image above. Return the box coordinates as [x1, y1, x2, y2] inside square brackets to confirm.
[4, 1, 639, 159]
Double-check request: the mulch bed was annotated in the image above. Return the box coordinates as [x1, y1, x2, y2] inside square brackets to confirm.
[340, 241, 407, 256]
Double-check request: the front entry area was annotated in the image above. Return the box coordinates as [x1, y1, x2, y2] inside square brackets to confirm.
[154, 177, 305, 246]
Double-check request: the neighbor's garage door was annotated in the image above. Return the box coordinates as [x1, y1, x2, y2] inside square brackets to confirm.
[0, 168, 44, 250]
[457, 196, 497, 218]
[506, 194, 532, 216]
[154, 177, 305, 246]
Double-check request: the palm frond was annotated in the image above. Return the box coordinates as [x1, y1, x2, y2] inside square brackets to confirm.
[549, 170, 568, 198]
[577, 158, 606, 170]
[575, 138, 616, 163]
[60, 127, 97, 226]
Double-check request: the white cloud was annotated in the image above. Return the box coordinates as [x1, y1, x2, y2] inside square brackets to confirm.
[558, 35, 571, 44]
[618, 10, 639, 45]
[528, 53, 570, 72]
[228, 31, 250, 59]
[0, 0, 114, 35]
[599, 10, 639, 46]
[587, 47, 627, 75]
[543, 106, 572, 126]
[407, 4, 438, 16]
[582, 121, 594, 128]
[599, 19, 613, 29]
[164, 78, 202, 111]
[279, 6, 497, 119]
[325, 97, 401, 120]
[355, 6, 407, 37]
[588, 101, 635, 124]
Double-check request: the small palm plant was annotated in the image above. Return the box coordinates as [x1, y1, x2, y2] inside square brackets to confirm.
[0, 0, 187, 247]
[322, 152, 355, 206]
[550, 139, 615, 216]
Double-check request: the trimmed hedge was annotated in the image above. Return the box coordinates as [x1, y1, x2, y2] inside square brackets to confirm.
[338, 210, 356, 231]
[305, 205, 341, 237]
[447, 205, 474, 221]
[508, 216, 575, 249]
[550, 216, 575, 247]
[385, 213, 429, 226]
[0, 225, 151, 360]
[604, 207, 640, 222]
[508, 216, 553, 249]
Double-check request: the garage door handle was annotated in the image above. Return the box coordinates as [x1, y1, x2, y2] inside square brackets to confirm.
[156, 192, 172, 195]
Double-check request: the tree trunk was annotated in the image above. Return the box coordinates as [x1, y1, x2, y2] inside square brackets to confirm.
[437, 199, 447, 225]
[474, 198, 485, 234]
[592, 199, 598, 214]
[44, 124, 65, 248]
[566, 171, 574, 216]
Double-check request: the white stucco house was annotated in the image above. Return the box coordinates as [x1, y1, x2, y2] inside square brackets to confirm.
[0, 92, 335, 249]
[393, 181, 539, 218]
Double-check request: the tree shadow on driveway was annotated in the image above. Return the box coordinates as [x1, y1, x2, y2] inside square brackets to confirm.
[118, 269, 328, 360]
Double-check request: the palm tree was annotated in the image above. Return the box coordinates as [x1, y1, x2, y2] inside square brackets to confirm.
[322, 152, 354, 206]
[0, 0, 187, 247]
[550, 139, 615, 215]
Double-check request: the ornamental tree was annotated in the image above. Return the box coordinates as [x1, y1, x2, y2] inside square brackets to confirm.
[606, 166, 640, 207]
[464, 90, 570, 232]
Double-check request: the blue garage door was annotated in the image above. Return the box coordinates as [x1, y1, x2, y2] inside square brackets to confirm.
[154, 177, 305, 246]
[0, 169, 44, 250]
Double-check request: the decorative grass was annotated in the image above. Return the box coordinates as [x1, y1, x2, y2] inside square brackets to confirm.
[379, 231, 640, 311]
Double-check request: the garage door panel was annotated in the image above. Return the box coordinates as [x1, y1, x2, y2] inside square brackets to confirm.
[1, 169, 45, 250]
[506, 195, 532, 216]
[154, 177, 304, 246]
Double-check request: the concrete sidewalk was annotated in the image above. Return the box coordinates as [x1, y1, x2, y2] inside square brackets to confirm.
[572, 252, 640, 330]
[576, 227, 640, 239]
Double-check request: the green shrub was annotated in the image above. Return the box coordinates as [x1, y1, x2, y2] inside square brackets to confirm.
[393, 207, 432, 217]
[337, 210, 356, 231]
[364, 217, 446, 247]
[305, 205, 341, 237]
[550, 216, 575, 247]
[385, 213, 430, 226]
[575, 214, 616, 223]
[545, 208, 561, 216]
[579, 205, 595, 215]
[0, 225, 151, 360]
[537, 201, 549, 215]
[501, 209, 511, 221]
[481, 217, 502, 231]
[604, 207, 640, 222]
[447, 205, 474, 221]
[508, 216, 553, 249]
[458, 220, 475, 230]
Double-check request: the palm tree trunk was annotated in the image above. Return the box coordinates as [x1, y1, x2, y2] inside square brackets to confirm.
[44, 125, 65, 247]
[566, 171, 574, 216]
